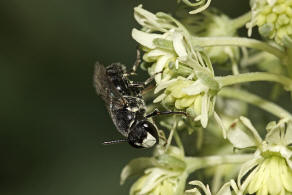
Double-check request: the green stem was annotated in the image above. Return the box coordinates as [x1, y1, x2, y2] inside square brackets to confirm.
[185, 154, 253, 174]
[191, 37, 286, 61]
[215, 72, 292, 91]
[174, 130, 184, 154]
[231, 11, 252, 29]
[218, 87, 292, 119]
[287, 47, 292, 79]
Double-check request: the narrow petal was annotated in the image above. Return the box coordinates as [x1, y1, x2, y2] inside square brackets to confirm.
[153, 93, 166, 103]
[154, 55, 171, 82]
[174, 96, 195, 109]
[154, 79, 177, 94]
[267, 157, 282, 195]
[132, 28, 162, 49]
[284, 122, 292, 146]
[200, 93, 209, 128]
[239, 116, 263, 144]
[280, 159, 292, 192]
[182, 79, 208, 96]
[143, 49, 170, 62]
[172, 32, 187, 57]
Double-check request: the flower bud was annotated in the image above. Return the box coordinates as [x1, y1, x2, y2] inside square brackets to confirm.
[249, 0, 292, 45]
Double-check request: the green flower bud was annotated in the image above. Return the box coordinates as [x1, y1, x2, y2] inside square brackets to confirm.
[249, 0, 292, 45]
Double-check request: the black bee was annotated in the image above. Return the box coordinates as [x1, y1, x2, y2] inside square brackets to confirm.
[94, 52, 186, 148]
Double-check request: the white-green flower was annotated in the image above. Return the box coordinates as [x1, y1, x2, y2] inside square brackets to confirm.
[185, 180, 233, 195]
[132, 6, 219, 128]
[153, 74, 218, 128]
[121, 146, 188, 195]
[248, 0, 292, 45]
[134, 5, 177, 33]
[132, 28, 189, 83]
[227, 117, 292, 194]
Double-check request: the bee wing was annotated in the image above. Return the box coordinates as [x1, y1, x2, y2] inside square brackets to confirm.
[93, 62, 125, 107]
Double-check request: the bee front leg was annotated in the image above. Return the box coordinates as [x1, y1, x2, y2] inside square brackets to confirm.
[128, 70, 163, 93]
[146, 109, 188, 118]
[124, 49, 141, 77]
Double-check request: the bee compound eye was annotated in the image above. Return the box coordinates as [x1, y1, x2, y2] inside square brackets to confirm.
[127, 121, 158, 149]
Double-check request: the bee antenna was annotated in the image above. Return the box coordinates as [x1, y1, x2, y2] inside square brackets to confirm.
[102, 139, 128, 145]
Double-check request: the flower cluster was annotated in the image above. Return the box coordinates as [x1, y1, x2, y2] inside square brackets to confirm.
[133, 5, 219, 127]
[249, 0, 292, 45]
[121, 146, 188, 195]
[227, 117, 292, 194]
[112, 1, 292, 195]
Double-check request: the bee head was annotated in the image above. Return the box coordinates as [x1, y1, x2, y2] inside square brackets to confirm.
[128, 120, 158, 148]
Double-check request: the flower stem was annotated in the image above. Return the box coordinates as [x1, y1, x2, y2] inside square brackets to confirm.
[185, 154, 253, 174]
[174, 130, 185, 154]
[218, 87, 292, 119]
[191, 37, 286, 61]
[287, 47, 292, 79]
[231, 11, 252, 29]
[215, 72, 292, 91]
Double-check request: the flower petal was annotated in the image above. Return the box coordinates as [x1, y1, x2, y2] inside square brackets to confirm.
[172, 31, 187, 57]
[153, 93, 166, 103]
[200, 93, 209, 128]
[217, 182, 232, 195]
[132, 28, 162, 49]
[154, 78, 177, 94]
[284, 121, 292, 146]
[143, 49, 170, 62]
[120, 157, 156, 185]
[182, 79, 208, 96]
[227, 117, 260, 149]
[280, 159, 292, 192]
[154, 55, 172, 82]
[267, 157, 282, 195]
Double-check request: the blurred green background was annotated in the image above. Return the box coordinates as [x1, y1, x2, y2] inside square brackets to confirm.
[0, 1, 249, 194]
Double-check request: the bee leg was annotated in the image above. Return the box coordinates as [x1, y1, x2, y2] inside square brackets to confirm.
[146, 109, 188, 118]
[129, 70, 163, 92]
[124, 49, 141, 77]
[141, 71, 163, 88]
